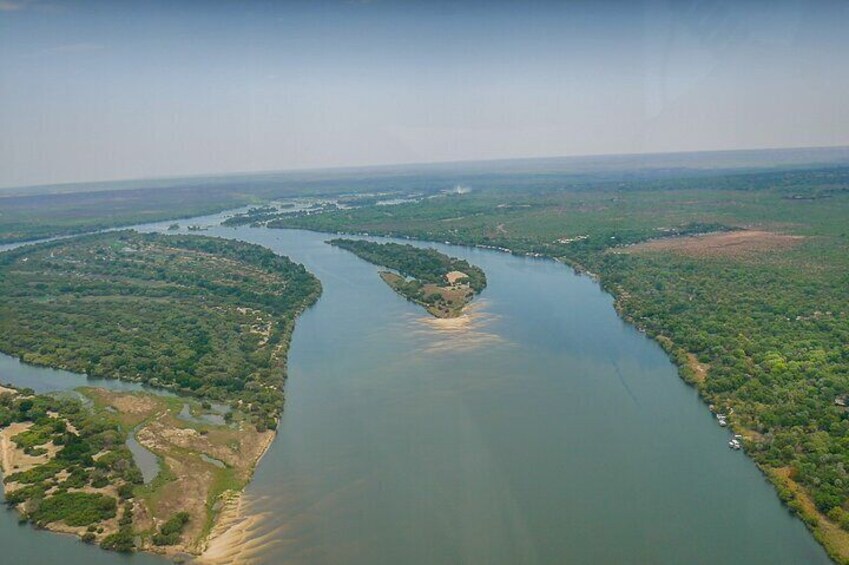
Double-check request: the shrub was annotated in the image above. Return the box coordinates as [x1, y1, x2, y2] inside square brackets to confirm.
[100, 528, 135, 552]
[30, 492, 117, 527]
[152, 511, 190, 546]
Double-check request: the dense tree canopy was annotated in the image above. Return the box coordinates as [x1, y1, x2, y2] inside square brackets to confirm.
[329, 238, 487, 317]
[0, 231, 321, 429]
[329, 239, 486, 292]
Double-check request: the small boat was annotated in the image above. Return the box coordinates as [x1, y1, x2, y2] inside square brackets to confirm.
[728, 438, 742, 450]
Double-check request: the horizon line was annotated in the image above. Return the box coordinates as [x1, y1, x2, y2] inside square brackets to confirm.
[3, 142, 849, 194]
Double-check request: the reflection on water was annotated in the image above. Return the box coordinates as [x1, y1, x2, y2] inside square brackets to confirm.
[0, 354, 160, 395]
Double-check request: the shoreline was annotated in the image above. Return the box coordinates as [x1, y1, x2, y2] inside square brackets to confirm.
[197, 430, 276, 563]
[0, 423, 18, 480]
[379, 271, 474, 319]
[141, 404, 279, 560]
[598, 266, 849, 565]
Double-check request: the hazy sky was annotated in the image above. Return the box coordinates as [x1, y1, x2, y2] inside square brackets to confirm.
[1, 0, 848, 188]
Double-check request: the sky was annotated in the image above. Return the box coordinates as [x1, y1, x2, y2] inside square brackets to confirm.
[1, 0, 848, 188]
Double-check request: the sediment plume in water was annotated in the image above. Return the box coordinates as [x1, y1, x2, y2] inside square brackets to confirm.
[410, 301, 505, 353]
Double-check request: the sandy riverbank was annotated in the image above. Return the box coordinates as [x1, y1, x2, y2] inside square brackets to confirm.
[198, 430, 277, 563]
[0, 386, 58, 479]
[0, 421, 36, 477]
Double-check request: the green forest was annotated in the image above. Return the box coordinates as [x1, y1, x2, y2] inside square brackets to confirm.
[329, 239, 486, 291]
[274, 165, 849, 562]
[0, 231, 321, 430]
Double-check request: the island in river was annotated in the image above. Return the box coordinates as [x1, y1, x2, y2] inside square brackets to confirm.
[329, 239, 486, 318]
[0, 231, 321, 556]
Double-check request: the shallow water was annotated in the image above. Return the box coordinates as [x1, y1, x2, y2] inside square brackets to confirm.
[0, 214, 832, 564]
[0, 354, 158, 395]
[178, 403, 227, 426]
[127, 424, 160, 485]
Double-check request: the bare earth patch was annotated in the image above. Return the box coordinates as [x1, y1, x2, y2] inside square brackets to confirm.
[686, 353, 709, 384]
[85, 388, 160, 428]
[621, 230, 804, 258]
[445, 270, 468, 284]
[0, 422, 55, 477]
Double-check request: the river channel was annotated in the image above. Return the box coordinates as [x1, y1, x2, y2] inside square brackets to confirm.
[0, 211, 830, 564]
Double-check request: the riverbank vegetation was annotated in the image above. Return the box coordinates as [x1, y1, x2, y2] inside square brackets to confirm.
[0, 231, 321, 431]
[329, 238, 486, 318]
[83, 387, 275, 556]
[272, 165, 849, 563]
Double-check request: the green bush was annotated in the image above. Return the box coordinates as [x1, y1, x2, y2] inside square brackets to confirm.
[152, 511, 190, 546]
[6, 461, 63, 485]
[30, 492, 117, 527]
[100, 527, 135, 552]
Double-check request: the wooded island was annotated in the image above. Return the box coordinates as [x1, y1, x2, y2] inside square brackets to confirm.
[329, 239, 486, 318]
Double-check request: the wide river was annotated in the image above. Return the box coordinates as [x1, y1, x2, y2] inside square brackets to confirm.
[0, 212, 831, 564]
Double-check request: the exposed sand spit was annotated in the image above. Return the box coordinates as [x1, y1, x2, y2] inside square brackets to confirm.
[199, 493, 284, 564]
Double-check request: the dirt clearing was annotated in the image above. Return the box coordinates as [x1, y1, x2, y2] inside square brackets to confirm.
[622, 230, 804, 258]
